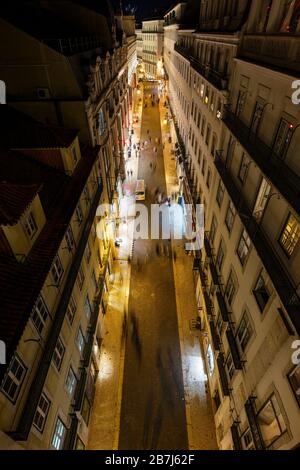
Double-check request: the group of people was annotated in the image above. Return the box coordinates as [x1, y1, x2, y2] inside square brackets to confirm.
[144, 92, 160, 108]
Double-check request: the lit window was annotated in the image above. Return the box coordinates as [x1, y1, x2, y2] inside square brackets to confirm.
[273, 118, 294, 158]
[76, 327, 85, 355]
[51, 417, 67, 450]
[51, 255, 64, 285]
[52, 337, 65, 371]
[23, 211, 38, 239]
[33, 393, 51, 432]
[31, 295, 48, 334]
[279, 213, 300, 258]
[236, 311, 253, 353]
[65, 367, 77, 397]
[257, 394, 287, 447]
[1, 355, 27, 403]
[237, 229, 251, 266]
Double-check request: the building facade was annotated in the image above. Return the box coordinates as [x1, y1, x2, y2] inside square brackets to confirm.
[0, 0, 134, 450]
[142, 18, 164, 79]
[135, 25, 143, 62]
[164, 0, 300, 450]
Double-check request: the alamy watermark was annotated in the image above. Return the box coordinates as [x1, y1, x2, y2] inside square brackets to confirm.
[96, 202, 204, 250]
[291, 80, 300, 105]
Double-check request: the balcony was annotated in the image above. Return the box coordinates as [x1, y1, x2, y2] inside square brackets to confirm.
[239, 34, 300, 74]
[245, 398, 265, 450]
[41, 35, 104, 56]
[174, 43, 228, 91]
[214, 152, 300, 335]
[190, 56, 228, 91]
[223, 110, 300, 217]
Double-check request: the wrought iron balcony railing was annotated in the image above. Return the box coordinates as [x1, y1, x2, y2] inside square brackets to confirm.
[174, 43, 228, 91]
[214, 151, 300, 335]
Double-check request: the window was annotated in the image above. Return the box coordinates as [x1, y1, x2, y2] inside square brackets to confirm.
[75, 203, 83, 226]
[33, 393, 51, 432]
[226, 352, 235, 380]
[252, 178, 271, 222]
[23, 211, 38, 239]
[216, 313, 223, 336]
[237, 229, 251, 266]
[84, 294, 92, 321]
[77, 266, 85, 291]
[51, 417, 67, 450]
[76, 327, 85, 355]
[210, 215, 218, 245]
[92, 269, 98, 292]
[216, 180, 225, 207]
[83, 186, 90, 206]
[66, 295, 77, 325]
[241, 429, 255, 450]
[201, 117, 206, 136]
[279, 213, 300, 258]
[216, 239, 225, 272]
[238, 153, 249, 184]
[225, 271, 237, 307]
[31, 295, 48, 334]
[225, 201, 236, 232]
[1, 355, 27, 403]
[236, 311, 253, 353]
[250, 101, 265, 135]
[257, 394, 287, 447]
[206, 167, 212, 188]
[98, 109, 107, 136]
[85, 241, 91, 264]
[65, 367, 77, 396]
[288, 364, 300, 407]
[81, 394, 91, 425]
[253, 272, 270, 312]
[273, 118, 294, 159]
[51, 255, 64, 285]
[205, 125, 211, 146]
[52, 337, 65, 371]
[65, 225, 75, 252]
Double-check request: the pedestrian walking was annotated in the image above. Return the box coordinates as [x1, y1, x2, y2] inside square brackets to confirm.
[149, 136, 152, 143]
[173, 250, 177, 263]
[147, 129, 150, 134]
[156, 244, 160, 256]
[130, 169, 133, 177]
[127, 170, 130, 178]
[150, 162, 153, 170]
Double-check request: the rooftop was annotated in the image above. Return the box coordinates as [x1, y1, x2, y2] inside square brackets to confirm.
[0, 182, 42, 226]
[0, 106, 78, 149]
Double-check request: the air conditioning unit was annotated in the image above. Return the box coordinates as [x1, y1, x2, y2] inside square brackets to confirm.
[37, 87, 50, 99]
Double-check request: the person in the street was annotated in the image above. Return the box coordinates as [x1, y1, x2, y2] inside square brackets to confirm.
[156, 244, 160, 256]
[150, 162, 153, 170]
[130, 170, 133, 177]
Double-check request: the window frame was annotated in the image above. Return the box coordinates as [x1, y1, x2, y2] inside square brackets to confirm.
[253, 272, 270, 313]
[236, 311, 253, 353]
[50, 255, 64, 285]
[31, 294, 49, 335]
[1, 354, 27, 403]
[279, 212, 300, 259]
[23, 211, 38, 239]
[52, 336, 65, 372]
[237, 229, 251, 266]
[51, 417, 67, 450]
[33, 392, 51, 433]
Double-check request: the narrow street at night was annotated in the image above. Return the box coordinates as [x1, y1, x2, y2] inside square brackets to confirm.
[119, 83, 188, 450]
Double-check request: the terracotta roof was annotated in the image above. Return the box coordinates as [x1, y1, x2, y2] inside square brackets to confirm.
[0, 182, 41, 226]
[0, 106, 78, 149]
[0, 148, 68, 218]
[0, 145, 100, 381]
